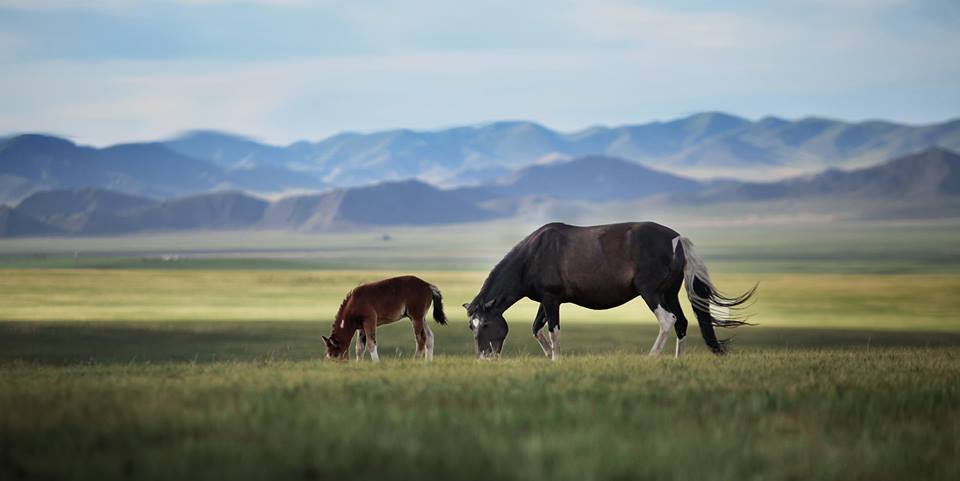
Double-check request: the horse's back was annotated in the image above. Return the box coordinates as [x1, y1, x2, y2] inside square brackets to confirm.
[348, 275, 433, 322]
[523, 222, 681, 308]
[357, 275, 429, 292]
[528, 222, 679, 255]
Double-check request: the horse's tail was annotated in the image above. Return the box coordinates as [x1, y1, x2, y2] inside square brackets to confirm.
[428, 284, 448, 325]
[676, 236, 757, 355]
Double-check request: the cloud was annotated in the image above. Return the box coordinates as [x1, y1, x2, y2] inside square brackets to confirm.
[0, 0, 957, 144]
[3, 40, 957, 146]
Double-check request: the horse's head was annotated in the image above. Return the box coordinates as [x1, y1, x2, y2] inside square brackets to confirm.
[322, 323, 352, 361]
[321, 335, 348, 360]
[463, 301, 509, 359]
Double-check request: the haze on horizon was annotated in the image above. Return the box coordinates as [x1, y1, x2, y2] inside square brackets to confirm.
[1, 0, 958, 146]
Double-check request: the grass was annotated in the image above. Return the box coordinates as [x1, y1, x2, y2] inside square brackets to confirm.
[1, 325, 958, 481]
[0, 269, 958, 331]
[1, 221, 959, 273]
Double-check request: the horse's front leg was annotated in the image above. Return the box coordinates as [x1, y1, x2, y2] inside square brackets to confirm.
[362, 320, 379, 362]
[544, 301, 561, 361]
[355, 329, 366, 361]
[531, 305, 552, 358]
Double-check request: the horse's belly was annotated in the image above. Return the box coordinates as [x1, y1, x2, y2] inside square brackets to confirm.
[566, 286, 637, 310]
[376, 305, 407, 325]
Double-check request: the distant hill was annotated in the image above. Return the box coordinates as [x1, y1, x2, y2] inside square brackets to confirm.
[0, 205, 62, 237]
[0, 134, 325, 204]
[164, 130, 304, 169]
[154, 113, 960, 185]
[456, 155, 703, 203]
[695, 147, 960, 202]
[263, 180, 497, 231]
[13, 187, 158, 234]
[2, 180, 499, 236]
[121, 191, 270, 232]
[16, 187, 157, 219]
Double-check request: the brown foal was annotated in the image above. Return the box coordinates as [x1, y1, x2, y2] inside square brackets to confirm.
[322, 275, 447, 361]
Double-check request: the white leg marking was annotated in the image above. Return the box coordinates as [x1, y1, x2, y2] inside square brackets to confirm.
[534, 328, 552, 357]
[649, 304, 677, 356]
[675, 335, 687, 358]
[549, 328, 561, 361]
[366, 341, 379, 362]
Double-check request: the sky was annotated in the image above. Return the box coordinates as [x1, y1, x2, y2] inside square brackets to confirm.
[0, 0, 958, 146]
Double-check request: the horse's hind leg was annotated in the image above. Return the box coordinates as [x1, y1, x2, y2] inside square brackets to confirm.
[412, 316, 427, 360]
[665, 292, 689, 358]
[640, 290, 677, 356]
[423, 324, 435, 361]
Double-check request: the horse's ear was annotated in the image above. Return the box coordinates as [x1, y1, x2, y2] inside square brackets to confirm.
[321, 335, 332, 346]
[462, 303, 470, 310]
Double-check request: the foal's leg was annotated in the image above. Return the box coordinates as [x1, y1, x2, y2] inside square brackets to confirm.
[423, 324, 435, 361]
[531, 305, 552, 357]
[412, 316, 427, 360]
[362, 319, 379, 362]
[355, 329, 367, 361]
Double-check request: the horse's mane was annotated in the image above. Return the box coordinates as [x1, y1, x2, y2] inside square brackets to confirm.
[468, 233, 532, 315]
[333, 287, 357, 328]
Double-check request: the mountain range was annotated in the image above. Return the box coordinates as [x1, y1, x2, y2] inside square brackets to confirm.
[164, 113, 960, 185]
[2, 147, 958, 237]
[4, 112, 959, 206]
[0, 134, 324, 205]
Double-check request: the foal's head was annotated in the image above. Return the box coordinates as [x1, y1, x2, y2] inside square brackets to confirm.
[463, 300, 509, 359]
[322, 333, 350, 360]
[322, 318, 354, 361]
[323, 293, 355, 361]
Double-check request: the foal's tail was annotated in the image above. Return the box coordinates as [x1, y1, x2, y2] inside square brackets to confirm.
[676, 236, 757, 355]
[428, 284, 448, 325]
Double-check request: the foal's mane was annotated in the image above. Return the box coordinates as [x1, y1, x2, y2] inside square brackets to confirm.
[333, 287, 357, 328]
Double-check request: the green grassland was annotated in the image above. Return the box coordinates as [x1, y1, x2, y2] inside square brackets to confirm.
[1, 221, 959, 480]
[0, 269, 958, 332]
[1, 342, 958, 481]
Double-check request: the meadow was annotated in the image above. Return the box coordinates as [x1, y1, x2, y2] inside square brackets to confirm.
[1, 221, 959, 480]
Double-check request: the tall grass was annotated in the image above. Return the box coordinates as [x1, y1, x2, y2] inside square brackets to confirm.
[2, 349, 957, 481]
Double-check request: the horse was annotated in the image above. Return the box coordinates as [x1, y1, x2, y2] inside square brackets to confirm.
[322, 275, 447, 361]
[462, 222, 756, 359]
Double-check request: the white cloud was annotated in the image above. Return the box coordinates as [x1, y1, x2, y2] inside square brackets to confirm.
[0, 0, 956, 144]
[3, 40, 955, 146]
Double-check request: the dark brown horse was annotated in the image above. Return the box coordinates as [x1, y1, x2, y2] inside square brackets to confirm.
[323, 275, 447, 361]
[463, 222, 756, 359]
